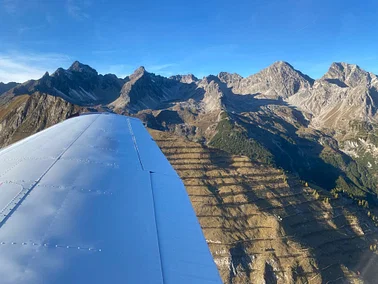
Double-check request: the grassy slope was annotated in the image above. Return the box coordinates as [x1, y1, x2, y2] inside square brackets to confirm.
[209, 114, 274, 165]
[151, 129, 378, 284]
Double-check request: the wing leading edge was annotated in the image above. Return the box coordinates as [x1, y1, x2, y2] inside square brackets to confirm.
[0, 113, 221, 284]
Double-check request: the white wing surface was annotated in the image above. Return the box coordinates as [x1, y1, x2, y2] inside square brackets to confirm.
[0, 113, 221, 283]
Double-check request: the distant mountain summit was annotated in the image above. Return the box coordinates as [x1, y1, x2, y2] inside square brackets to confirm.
[288, 62, 378, 130]
[1, 60, 377, 132]
[68, 61, 98, 75]
[0, 82, 18, 95]
[110, 67, 201, 113]
[218, 61, 314, 99]
[1, 61, 125, 106]
[322, 62, 376, 88]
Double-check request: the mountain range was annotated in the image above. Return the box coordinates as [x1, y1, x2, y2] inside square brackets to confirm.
[1, 60, 378, 283]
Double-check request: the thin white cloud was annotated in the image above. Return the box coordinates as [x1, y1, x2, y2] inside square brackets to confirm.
[0, 52, 72, 83]
[294, 19, 317, 33]
[147, 63, 176, 72]
[66, 0, 91, 20]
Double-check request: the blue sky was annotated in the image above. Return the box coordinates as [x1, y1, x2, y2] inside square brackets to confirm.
[0, 0, 377, 83]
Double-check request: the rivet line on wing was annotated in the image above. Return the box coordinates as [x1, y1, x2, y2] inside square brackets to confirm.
[0, 160, 23, 179]
[58, 157, 119, 168]
[0, 241, 102, 252]
[0, 115, 100, 230]
[1, 181, 113, 195]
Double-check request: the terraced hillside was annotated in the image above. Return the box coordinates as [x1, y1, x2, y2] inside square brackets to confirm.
[151, 129, 378, 284]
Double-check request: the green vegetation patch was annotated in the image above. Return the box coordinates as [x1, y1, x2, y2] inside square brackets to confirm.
[209, 113, 274, 165]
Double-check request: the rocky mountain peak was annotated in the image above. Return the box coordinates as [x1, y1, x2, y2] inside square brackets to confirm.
[322, 62, 372, 88]
[265, 61, 313, 83]
[129, 66, 147, 81]
[2, 61, 123, 106]
[270, 60, 294, 69]
[51, 68, 66, 77]
[135, 66, 146, 75]
[227, 61, 314, 98]
[198, 76, 225, 112]
[68, 61, 98, 76]
[218, 72, 243, 85]
[169, 74, 198, 84]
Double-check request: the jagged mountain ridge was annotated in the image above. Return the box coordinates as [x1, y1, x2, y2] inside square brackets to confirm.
[110, 66, 204, 113]
[1, 61, 126, 106]
[2, 60, 377, 131]
[0, 82, 18, 95]
[218, 61, 314, 99]
[288, 62, 378, 130]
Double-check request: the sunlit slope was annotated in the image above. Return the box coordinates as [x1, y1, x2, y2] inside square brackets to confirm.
[151, 129, 378, 284]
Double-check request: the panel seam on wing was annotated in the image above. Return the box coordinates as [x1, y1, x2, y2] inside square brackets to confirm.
[0, 115, 100, 231]
[19, 115, 101, 280]
[127, 117, 145, 171]
[127, 117, 180, 178]
[149, 171, 166, 284]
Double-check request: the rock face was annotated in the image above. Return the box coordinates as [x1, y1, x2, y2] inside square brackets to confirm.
[0, 93, 89, 146]
[2, 61, 125, 106]
[110, 67, 202, 113]
[288, 62, 378, 130]
[323, 62, 375, 88]
[219, 61, 314, 99]
[197, 76, 225, 113]
[169, 74, 199, 84]
[0, 82, 18, 95]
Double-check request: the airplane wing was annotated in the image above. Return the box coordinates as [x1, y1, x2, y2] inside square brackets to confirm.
[0, 113, 221, 284]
